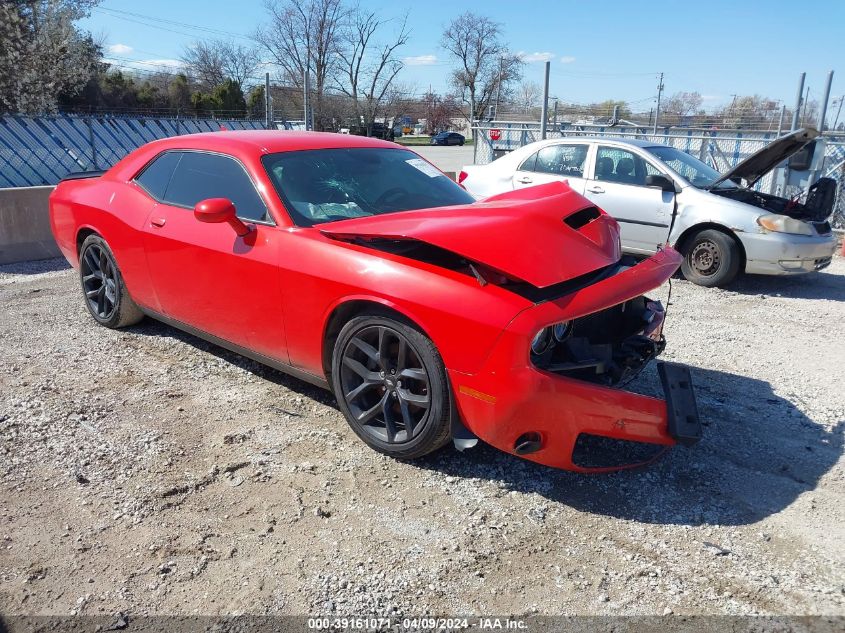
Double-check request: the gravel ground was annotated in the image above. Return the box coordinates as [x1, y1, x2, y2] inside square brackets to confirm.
[0, 255, 843, 617]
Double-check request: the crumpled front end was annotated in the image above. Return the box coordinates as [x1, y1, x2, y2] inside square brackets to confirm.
[449, 247, 702, 472]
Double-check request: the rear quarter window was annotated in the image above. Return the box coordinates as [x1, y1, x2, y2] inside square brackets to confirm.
[134, 151, 181, 199]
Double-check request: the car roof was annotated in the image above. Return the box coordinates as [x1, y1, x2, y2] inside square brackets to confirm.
[146, 130, 398, 154]
[522, 136, 665, 150]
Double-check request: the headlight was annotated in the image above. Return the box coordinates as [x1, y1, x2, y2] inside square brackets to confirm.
[756, 214, 814, 236]
[530, 327, 553, 355]
[553, 321, 572, 342]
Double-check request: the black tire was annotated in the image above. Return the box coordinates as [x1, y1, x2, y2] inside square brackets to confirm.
[331, 314, 451, 460]
[679, 229, 741, 287]
[78, 234, 143, 328]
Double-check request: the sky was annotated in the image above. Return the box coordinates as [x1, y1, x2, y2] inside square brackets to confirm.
[79, 0, 845, 112]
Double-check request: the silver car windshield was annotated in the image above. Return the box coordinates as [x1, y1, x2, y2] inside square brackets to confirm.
[647, 146, 734, 190]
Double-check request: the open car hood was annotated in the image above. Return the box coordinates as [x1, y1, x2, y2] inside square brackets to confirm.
[320, 182, 621, 289]
[706, 128, 818, 189]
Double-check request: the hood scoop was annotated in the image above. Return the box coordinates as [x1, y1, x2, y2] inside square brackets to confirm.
[320, 182, 621, 289]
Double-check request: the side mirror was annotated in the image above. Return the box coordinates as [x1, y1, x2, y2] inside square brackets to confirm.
[645, 174, 678, 193]
[194, 198, 251, 236]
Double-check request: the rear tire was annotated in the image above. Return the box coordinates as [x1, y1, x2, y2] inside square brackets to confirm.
[331, 314, 451, 460]
[679, 229, 741, 287]
[79, 235, 143, 328]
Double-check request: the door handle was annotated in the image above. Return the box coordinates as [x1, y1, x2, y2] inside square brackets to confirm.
[517, 177, 533, 184]
[150, 217, 166, 228]
[586, 185, 605, 194]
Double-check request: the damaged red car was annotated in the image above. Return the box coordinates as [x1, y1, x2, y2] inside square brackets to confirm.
[49, 131, 701, 472]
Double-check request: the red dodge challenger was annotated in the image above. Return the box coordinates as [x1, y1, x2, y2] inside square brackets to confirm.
[49, 131, 701, 472]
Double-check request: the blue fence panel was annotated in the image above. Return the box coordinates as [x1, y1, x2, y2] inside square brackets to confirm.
[0, 114, 268, 188]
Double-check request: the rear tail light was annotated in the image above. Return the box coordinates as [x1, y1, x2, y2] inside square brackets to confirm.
[458, 170, 468, 184]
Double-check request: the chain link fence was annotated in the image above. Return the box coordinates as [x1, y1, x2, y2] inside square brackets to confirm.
[0, 114, 267, 188]
[472, 124, 845, 230]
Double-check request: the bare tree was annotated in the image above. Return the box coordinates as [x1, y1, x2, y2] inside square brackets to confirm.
[182, 39, 260, 90]
[256, 0, 346, 130]
[336, 8, 409, 135]
[421, 91, 461, 134]
[440, 12, 522, 123]
[515, 81, 541, 113]
[660, 91, 703, 125]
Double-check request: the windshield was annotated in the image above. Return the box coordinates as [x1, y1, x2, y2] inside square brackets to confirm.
[262, 148, 475, 226]
[647, 146, 734, 190]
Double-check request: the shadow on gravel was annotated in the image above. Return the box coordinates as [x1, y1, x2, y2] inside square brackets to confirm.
[0, 257, 70, 275]
[728, 268, 845, 301]
[126, 318, 842, 528]
[414, 364, 843, 527]
[126, 318, 337, 407]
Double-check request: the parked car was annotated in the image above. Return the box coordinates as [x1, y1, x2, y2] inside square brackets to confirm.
[459, 129, 836, 286]
[431, 132, 465, 146]
[49, 131, 700, 472]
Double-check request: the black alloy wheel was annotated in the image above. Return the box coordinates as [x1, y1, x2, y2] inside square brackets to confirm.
[81, 242, 117, 320]
[78, 235, 144, 328]
[332, 315, 451, 459]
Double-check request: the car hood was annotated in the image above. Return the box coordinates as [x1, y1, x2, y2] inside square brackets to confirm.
[320, 182, 621, 288]
[706, 127, 818, 189]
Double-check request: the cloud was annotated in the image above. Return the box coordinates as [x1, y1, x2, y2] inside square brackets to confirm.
[403, 54, 437, 66]
[107, 43, 133, 55]
[559, 56, 576, 64]
[701, 94, 721, 101]
[517, 51, 555, 63]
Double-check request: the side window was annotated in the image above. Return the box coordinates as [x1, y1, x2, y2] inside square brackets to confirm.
[163, 152, 270, 222]
[534, 144, 588, 177]
[594, 146, 648, 186]
[518, 152, 537, 172]
[134, 151, 181, 199]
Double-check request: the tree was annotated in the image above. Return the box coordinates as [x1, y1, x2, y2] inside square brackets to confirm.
[190, 79, 246, 118]
[1, 0, 102, 114]
[515, 81, 540, 114]
[336, 8, 409, 135]
[246, 85, 266, 119]
[591, 99, 631, 120]
[256, 0, 346, 130]
[181, 39, 260, 90]
[422, 91, 461, 134]
[717, 95, 781, 129]
[440, 12, 523, 122]
[168, 73, 192, 112]
[661, 91, 703, 126]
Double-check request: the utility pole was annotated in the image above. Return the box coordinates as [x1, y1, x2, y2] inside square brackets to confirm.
[493, 56, 503, 122]
[817, 71, 834, 131]
[791, 72, 805, 131]
[776, 104, 786, 136]
[264, 73, 272, 129]
[832, 95, 844, 131]
[303, 55, 311, 131]
[540, 60, 550, 139]
[801, 85, 810, 126]
[553, 99, 558, 129]
[653, 72, 664, 134]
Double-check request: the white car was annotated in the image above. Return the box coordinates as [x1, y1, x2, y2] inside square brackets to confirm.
[459, 130, 837, 286]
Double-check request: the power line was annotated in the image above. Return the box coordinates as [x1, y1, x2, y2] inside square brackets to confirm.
[94, 6, 256, 42]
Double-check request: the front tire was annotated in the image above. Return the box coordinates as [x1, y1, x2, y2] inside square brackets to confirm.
[79, 235, 143, 328]
[331, 315, 451, 460]
[679, 229, 741, 287]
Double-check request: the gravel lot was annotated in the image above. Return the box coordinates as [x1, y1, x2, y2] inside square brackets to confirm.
[1, 254, 843, 617]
